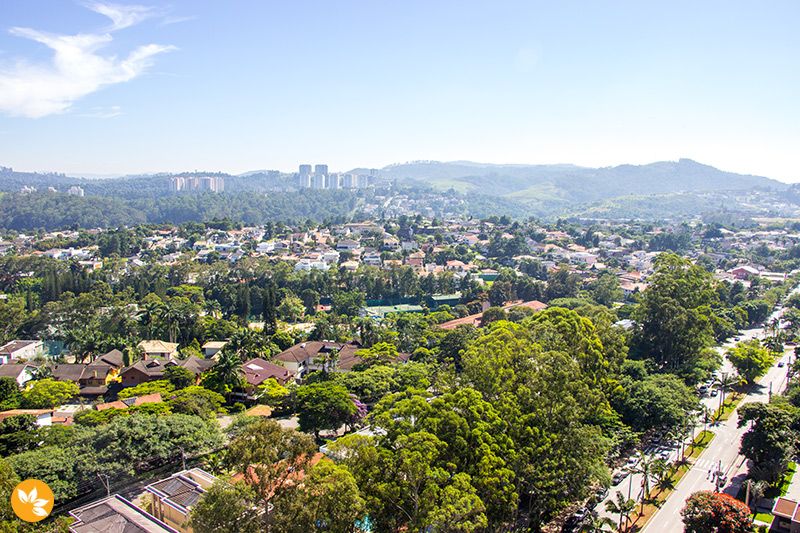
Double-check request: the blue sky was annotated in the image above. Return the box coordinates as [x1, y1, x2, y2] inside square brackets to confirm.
[0, 1, 798, 182]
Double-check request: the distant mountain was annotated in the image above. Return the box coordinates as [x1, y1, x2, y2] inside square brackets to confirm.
[378, 159, 787, 202]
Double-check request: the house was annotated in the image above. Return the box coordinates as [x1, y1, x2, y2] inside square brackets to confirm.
[0, 340, 44, 364]
[731, 265, 760, 280]
[0, 409, 52, 427]
[97, 393, 163, 411]
[405, 251, 426, 268]
[362, 251, 383, 267]
[176, 355, 215, 381]
[69, 494, 179, 533]
[438, 300, 548, 330]
[201, 341, 227, 358]
[274, 340, 411, 377]
[118, 356, 213, 387]
[236, 358, 296, 400]
[336, 239, 360, 251]
[772, 497, 800, 532]
[0, 363, 36, 387]
[145, 468, 219, 533]
[138, 340, 179, 359]
[120, 359, 169, 386]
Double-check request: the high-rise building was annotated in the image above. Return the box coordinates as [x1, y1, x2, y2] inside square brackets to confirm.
[169, 176, 224, 193]
[299, 164, 312, 175]
[67, 185, 85, 197]
[326, 173, 340, 189]
[299, 173, 312, 188]
[312, 174, 326, 189]
[342, 173, 356, 189]
[314, 164, 328, 176]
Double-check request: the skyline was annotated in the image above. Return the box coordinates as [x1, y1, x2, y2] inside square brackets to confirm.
[0, 1, 799, 182]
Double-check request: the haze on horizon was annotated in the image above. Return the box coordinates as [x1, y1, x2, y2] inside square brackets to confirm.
[0, 1, 798, 183]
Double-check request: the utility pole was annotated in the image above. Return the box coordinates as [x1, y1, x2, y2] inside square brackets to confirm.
[97, 473, 110, 497]
[178, 446, 186, 471]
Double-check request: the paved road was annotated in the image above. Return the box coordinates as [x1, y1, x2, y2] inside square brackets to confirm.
[637, 299, 797, 533]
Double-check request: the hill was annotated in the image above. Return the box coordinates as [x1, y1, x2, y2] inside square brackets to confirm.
[378, 159, 787, 202]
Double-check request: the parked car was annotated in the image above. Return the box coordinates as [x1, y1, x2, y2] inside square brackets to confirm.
[779, 361, 785, 367]
[594, 487, 609, 502]
[710, 389, 718, 397]
[624, 456, 640, 470]
[612, 471, 627, 485]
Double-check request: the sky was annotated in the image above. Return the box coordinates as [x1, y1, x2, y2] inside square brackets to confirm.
[0, 1, 799, 182]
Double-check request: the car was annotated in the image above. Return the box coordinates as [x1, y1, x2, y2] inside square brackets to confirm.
[624, 456, 640, 470]
[612, 471, 628, 485]
[710, 389, 718, 397]
[779, 361, 785, 367]
[594, 487, 609, 502]
[734, 336, 741, 341]
[658, 449, 671, 461]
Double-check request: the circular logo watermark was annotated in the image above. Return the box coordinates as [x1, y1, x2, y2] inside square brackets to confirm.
[11, 479, 54, 522]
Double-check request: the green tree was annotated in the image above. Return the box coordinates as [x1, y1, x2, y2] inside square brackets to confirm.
[614, 374, 699, 432]
[0, 457, 73, 532]
[117, 380, 175, 399]
[604, 491, 635, 532]
[277, 294, 305, 323]
[189, 480, 262, 533]
[203, 349, 244, 403]
[275, 461, 367, 533]
[296, 382, 356, 439]
[164, 365, 196, 389]
[0, 414, 40, 456]
[630, 254, 717, 373]
[726, 339, 774, 384]
[737, 403, 795, 483]
[224, 419, 318, 527]
[680, 491, 753, 533]
[22, 379, 79, 409]
[0, 378, 21, 411]
[168, 386, 225, 420]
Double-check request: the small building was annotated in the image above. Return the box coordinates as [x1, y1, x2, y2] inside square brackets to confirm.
[0, 363, 37, 387]
[772, 496, 800, 532]
[97, 393, 163, 412]
[0, 340, 44, 364]
[145, 468, 219, 533]
[201, 341, 227, 358]
[69, 494, 179, 533]
[236, 358, 296, 401]
[138, 340, 179, 359]
[0, 409, 53, 427]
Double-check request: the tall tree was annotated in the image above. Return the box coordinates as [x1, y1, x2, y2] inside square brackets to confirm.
[681, 491, 753, 533]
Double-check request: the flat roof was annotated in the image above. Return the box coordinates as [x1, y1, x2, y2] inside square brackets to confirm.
[773, 497, 798, 519]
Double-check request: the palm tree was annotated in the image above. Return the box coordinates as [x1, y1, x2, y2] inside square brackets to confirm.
[579, 516, 616, 533]
[743, 478, 768, 510]
[699, 404, 714, 436]
[161, 300, 183, 344]
[212, 349, 245, 404]
[604, 491, 635, 532]
[714, 372, 739, 415]
[31, 364, 53, 381]
[138, 300, 164, 339]
[630, 455, 658, 511]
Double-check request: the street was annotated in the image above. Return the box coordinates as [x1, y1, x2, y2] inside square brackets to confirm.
[636, 301, 795, 533]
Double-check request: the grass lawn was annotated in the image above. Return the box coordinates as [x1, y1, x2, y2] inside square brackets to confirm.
[715, 390, 745, 421]
[754, 512, 773, 523]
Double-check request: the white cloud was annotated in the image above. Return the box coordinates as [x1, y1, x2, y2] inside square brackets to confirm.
[85, 1, 158, 30]
[0, 2, 174, 118]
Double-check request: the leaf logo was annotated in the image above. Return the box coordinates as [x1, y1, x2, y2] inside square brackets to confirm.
[11, 479, 54, 522]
